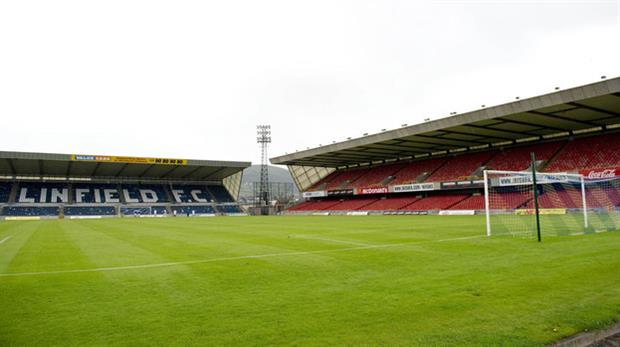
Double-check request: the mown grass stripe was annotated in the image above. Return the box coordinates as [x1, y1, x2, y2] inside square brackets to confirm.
[0, 234, 487, 277]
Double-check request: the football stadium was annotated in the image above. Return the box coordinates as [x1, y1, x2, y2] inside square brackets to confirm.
[1, 77, 620, 346]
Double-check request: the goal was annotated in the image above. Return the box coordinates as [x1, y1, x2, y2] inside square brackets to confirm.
[483, 170, 620, 238]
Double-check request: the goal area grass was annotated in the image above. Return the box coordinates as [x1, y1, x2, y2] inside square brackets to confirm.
[1, 215, 619, 346]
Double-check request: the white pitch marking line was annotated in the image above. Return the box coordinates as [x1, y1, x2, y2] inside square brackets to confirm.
[293, 235, 372, 247]
[0, 234, 487, 277]
[0, 236, 12, 245]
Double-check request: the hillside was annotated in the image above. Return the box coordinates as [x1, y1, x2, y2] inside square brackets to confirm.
[239, 165, 299, 201]
[241, 165, 296, 184]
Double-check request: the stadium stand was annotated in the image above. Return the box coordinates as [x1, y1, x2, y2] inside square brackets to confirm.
[171, 205, 216, 215]
[170, 185, 212, 203]
[0, 182, 11, 203]
[287, 132, 620, 213]
[402, 194, 469, 210]
[71, 183, 121, 203]
[586, 185, 620, 208]
[288, 200, 342, 211]
[363, 196, 421, 211]
[389, 158, 447, 185]
[449, 195, 485, 210]
[274, 77, 620, 214]
[486, 142, 564, 171]
[0, 182, 245, 217]
[346, 164, 406, 188]
[64, 206, 116, 216]
[425, 151, 497, 182]
[121, 184, 169, 203]
[484, 189, 533, 210]
[323, 168, 371, 190]
[216, 205, 243, 213]
[2, 206, 59, 216]
[288, 133, 620, 213]
[545, 133, 620, 172]
[16, 182, 70, 203]
[121, 206, 168, 216]
[207, 185, 234, 203]
[328, 198, 378, 211]
[0, 152, 250, 218]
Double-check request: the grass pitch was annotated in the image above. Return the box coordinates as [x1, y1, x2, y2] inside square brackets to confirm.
[1, 216, 619, 346]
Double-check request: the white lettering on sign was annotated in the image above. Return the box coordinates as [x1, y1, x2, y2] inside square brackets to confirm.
[19, 188, 35, 203]
[104, 189, 120, 203]
[39, 188, 47, 203]
[75, 188, 89, 203]
[140, 189, 159, 203]
[498, 174, 569, 187]
[93, 189, 102, 203]
[359, 187, 388, 195]
[51, 188, 68, 203]
[123, 189, 139, 203]
[581, 168, 618, 179]
[172, 189, 185, 203]
[190, 190, 208, 202]
[390, 183, 436, 193]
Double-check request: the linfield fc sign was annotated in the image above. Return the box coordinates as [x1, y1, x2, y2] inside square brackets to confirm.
[71, 155, 187, 165]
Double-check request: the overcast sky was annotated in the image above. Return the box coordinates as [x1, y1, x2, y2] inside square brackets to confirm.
[1, 0, 619, 166]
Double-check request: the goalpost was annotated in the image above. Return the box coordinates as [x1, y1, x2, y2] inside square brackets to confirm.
[484, 170, 587, 238]
[484, 167, 620, 238]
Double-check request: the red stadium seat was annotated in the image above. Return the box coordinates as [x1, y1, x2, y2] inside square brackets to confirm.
[449, 195, 485, 210]
[426, 151, 497, 182]
[486, 142, 564, 171]
[402, 194, 469, 210]
[546, 133, 620, 172]
[363, 196, 421, 210]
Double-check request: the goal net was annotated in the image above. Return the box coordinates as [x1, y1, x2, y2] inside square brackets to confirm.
[484, 170, 620, 237]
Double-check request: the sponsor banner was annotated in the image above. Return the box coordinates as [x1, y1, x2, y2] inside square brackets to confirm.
[357, 187, 389, 195]
[312, 212, 330, 216]
[580, 167, 619, 180]
[439, 210, 476, 216]
[515, 208, 567, 215]
[302, 190, 327, 198]
[515, 209, 535, 215]
[68, 216, 102, 219]
[390, 182, 436, 193]
[4, 216, 41, 221]
[71, 154, 187, 165]
[327, 189, 354, 196]
[347, 211, 369, 216]
[499, 173, 569, 187]
[540, 208, 567, 215]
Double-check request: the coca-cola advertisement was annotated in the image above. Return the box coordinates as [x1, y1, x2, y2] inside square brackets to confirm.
[579, 167, 619, 180]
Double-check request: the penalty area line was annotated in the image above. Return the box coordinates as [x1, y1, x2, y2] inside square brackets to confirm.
[0, 236, 12, 245]
[0, 234, 486, 277]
